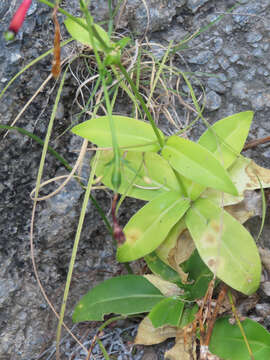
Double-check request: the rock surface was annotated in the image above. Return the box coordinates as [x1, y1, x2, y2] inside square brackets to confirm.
[1, 0, 270, 359]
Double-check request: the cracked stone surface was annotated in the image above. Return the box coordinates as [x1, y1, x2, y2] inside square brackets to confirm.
[1, 0, 270, 359]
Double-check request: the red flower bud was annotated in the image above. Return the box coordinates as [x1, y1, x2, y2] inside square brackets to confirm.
[8, 0, 32, 35]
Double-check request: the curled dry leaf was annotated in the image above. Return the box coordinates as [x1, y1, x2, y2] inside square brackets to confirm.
[203, 157, 270, 206]
[165, 328, 196, 360]
[167, 229, 196, 283]
[143, 274, 183, 297]
[135, 316, 177, 345]
[225, 190, 262, 224]
[259, 247, 270, 274]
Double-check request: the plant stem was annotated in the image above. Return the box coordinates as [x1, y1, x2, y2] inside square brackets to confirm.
[55, 150, 101, 358]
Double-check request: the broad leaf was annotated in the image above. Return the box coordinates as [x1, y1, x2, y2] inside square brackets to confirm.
[71, 116, 164, 152]
[148, 297, 185, 328]
[95, 150, 182, 201]
[198, 111, 253, 169]
[210, 317, 270, 360]
[162, 136, 238, 196]
[144, 252, 182, 285]
[178, 304, 199, 328]
[72, 275, 165, 322]
[64, 18, 111, 50]
[185, 198, 261, 295]
[117, 192, 190, 262]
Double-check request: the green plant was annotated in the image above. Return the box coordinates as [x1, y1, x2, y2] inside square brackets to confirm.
[64, 8, 270, 358]
[4, 1, 270, 359]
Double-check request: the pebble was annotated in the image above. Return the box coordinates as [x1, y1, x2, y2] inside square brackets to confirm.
[205, 90, 222, 111]
[232, 81, 249, 99]
[246, 31, 263, 44]
[186, 0, 210, 13]
[188, 50, 212, 65]
[207, 77, 226, 94]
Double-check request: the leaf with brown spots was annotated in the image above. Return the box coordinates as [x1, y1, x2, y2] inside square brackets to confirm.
[117, 191, 190, 262]
[185, 198, 261, 295]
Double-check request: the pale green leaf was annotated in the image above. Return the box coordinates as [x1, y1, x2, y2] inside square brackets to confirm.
[64, 18, 111, 50]
[95, 150, 183, 201]
[72, 275, 164, 322]
[185, 198, 261, 295]
[117, 192, 190, 262]
[210, 317, 270, 360]
[173, 112, 253, 200]
[148, 297, 184, 328]
[71, 116, 164, 152]
[198, 111, 253, 169]
[162, 136, 238, 196]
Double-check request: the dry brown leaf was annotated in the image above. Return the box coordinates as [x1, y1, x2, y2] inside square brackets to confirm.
[165, 329, 196, 360]
[259, 247, 270, 274]
[168, 229, 196, 283]
[135, 316, 177, 345]
[156, 219, 186, 265]
[203, 157, 270, 206]
[143, 274, 183, 297]
[225, 190, 262, 224]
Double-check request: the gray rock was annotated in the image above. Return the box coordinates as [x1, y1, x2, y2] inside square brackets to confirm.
[186, 0, 210, 13]
[232, 81, 249, 99]
[187, 50, 212, 65]
[246, 31, 263, 44]
[207, 77, 226, 94]
[205, 90, 222, 111]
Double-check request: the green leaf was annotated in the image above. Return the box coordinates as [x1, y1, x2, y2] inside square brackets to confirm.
[155, 219, 187, 266]
[64, 18, 111, 50]
[180, 111, 253, 200]
[148, 297, 185, 328]
[178, 304, 199, 328]
[117, 192, 190, 262]
[73, 275, 165, 322]
[95, 150, 183, 201]
[162, 136, 238, 196]
[144, 252, 182, 285]
[71, 116, 164, 152]
[198, 111, 253, 169]
[210, 317, 270, 360]
[180, 249, 213, 300]
[185, 198, 261, 295]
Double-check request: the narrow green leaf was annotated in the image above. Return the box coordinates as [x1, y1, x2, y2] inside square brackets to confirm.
[71, 116, 164, 152]
[95, 150, 183, 201]
[64, 18, 111, 50]
[148, 297, 185, 328]
[185, 198, 261, 295]
[144, 252, 182, 285]
[162, 136, 238, 196]
[198, 111, 253, 169]
[73, 275, 165, 322]
[117, 192, 190, 262]
[210, 317, 270, 360]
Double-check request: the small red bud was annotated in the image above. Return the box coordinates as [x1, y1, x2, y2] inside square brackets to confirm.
[8, 0, 32, 36]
